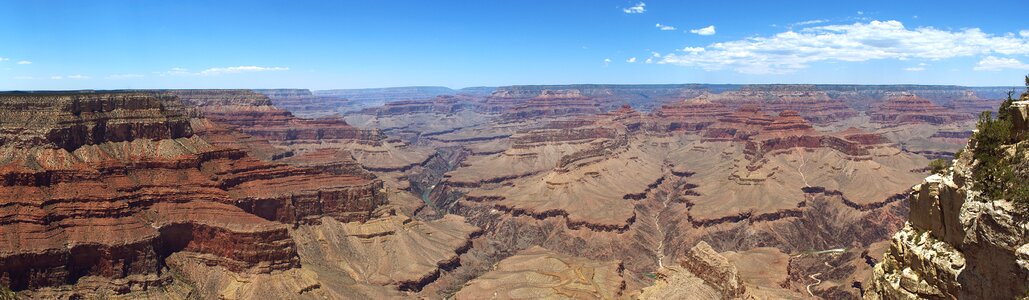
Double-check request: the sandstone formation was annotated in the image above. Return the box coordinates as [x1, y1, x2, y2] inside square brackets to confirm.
[0, 92, 385, 296]
[866, 100, 1029, 299]
[485, 89, 602, 121]
[650, 97, 733, 132]
[639, 242, 752, 300]
[4, 83, 1009, 299]
[170, 89, 383, 146]
[364, 95, 474, 117]
[453, 246, 626, 299]
[682, 86, 858, 124]
[867, 93, 972, 125]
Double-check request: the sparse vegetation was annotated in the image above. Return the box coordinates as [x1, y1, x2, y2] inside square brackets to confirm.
[929, 158, 951, 175]
[969, 75, 1029, 206]
[0, 284, 15, 300]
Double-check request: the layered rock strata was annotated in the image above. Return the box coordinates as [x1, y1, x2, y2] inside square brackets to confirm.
[0, 92, 385, 295]
[453, 246, 626, 299]
[867, 93, 972, 125]
[169, 89, 383, 145]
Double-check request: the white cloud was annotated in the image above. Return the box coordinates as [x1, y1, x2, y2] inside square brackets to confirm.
[16, 60, 31, 65]
[67, 75, 90, 79]
[603, 58, 612, 66]
[13, 76, 33, 80]
[652, 51, 661, 57]
[793, 19, 828, 27]
[656, 23, 676, 31]
[107, 74, 145, 79]
[623, 2, 645, 14]
[1021, 30, 1029, 37]
[51, 76, 63, 80]
[645, 57, 654, 64]
[974, 56, 1029, 71]
[681, 47, 705, 53]
[904, 67, 925, 71]
[0, 57, 8, 62]
[158, 66, 288, 76]
[857, 11, 864, 15]
[626, 57, 637, 63]
[689, 25, 716, 36]
[660, 20, 1029, 74]
[199, 65, 288, 75]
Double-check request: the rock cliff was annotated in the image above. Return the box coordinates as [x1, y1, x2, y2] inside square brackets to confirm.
[169, 89, 383, 145]
[867, 93, 972, 125]
[867, 97, 1029, 298]
[0, 91, 389, 297]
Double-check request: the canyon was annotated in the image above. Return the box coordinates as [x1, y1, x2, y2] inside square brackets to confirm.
[0, 84, 1018, 299]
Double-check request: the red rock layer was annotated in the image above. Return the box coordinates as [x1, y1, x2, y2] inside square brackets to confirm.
[0, 92, 385, 292]
[509, 127, 619, 148]
[685, 87, 858, 124]
[702, 105, 775, 141]
[366, 95, 474, 116]
[168, 90, 384, 145]
[867, 93, 973, 125]
[701, 108, 888, 158]
[651, 98, 733, 132]
[477, 89, 602, 119]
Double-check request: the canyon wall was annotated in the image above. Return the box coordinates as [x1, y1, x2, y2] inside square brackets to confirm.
[867, 100, 1029, 299]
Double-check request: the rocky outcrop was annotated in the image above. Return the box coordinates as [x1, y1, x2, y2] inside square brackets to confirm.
[452, 246, 626, 299]
[497, 89, 602, 121]
[680, 241, 747, 298]
[168, 89, 384, 145]
[683, 86, 858, 124]
[702, 108, 885, 158]
[651, 98, 733, 132]
[0, 92, 386, 295]
[867, 100, 1029, 299]
[867, 93, 972, 125]
[362, 95, 474, 117]
[0, 91, 193, 151]
[639, 241, 747, 299]
[702, 105, 775, 141]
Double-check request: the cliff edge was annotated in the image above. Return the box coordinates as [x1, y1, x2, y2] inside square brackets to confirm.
[867, 80, 1029, 299]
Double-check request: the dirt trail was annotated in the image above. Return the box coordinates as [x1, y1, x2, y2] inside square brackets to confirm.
[796, 149, 810, 187]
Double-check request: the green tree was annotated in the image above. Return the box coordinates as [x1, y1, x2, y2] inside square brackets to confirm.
[970, 110, 1014, 201]
[929, 158, 951, 175]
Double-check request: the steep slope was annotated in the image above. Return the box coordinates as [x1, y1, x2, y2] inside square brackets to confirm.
[867, 96, 1029, 298]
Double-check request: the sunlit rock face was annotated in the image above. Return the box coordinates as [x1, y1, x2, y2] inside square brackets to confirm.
[867, 93, 973, 125]
[867, 101, 1029, 299]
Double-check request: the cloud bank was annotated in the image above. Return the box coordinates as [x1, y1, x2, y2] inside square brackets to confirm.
[661, 20, 1029, 74]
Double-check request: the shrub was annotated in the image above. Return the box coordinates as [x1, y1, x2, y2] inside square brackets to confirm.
[968, 74, 1029, 207]
[928, 158, 951, 175]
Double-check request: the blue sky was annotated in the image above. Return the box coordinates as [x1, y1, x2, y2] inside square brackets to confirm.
[2, 0, 1028, 90]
